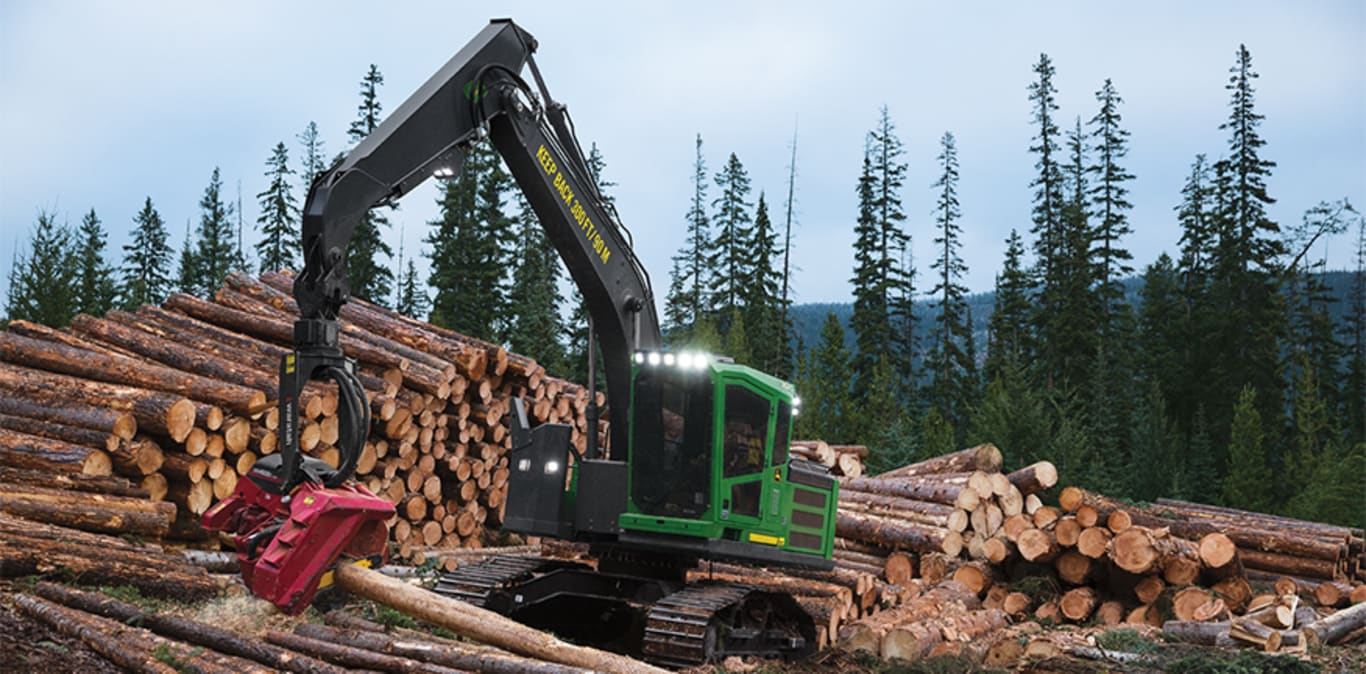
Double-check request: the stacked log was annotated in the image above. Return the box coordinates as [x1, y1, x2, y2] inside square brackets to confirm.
[1, 271, 604, 561]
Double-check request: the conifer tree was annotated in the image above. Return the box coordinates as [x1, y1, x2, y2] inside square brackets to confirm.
[664, 135, 712, 339]
[1127, 381, 1175, 502]
[297, 121, 328, 190]
[984, 230, 1032, 381]
[795, 312, 854, 443]
[1052, 117, 1098, 390]
[176, 218, 198, 294]
[920, 407, 956, 461]
[721, 308, 752, 365]
[709, 152, 753, 325]
[73, 209, 117, 317]
[1173, 155, 1215, 436]
[395, 258, 429, 319]
[967, 356, 1052, 468]
[256, 142, 299, 273]
[1207, 44, 1287, 440]
[505, 192, 565, 371]
[1286, 200, 1353, 416]
[743, 194, 786, 375]
[1136, 255, 1185, 418]
[191, 167, 237, 296]
[869, 107, 915, 386]
[1087, 79, 1136, 332]
[925, 132, 974, 430]
[232, 181, 251, 274]
[779, 125, 800, 373]
[120, 197, 174, 309]
[346, 65, 395, 306]
[1222, 385, 1271, 511]
[5, 210, 76, 326]
[1027, 54, 1066, 389]
[849, 143, 886, 395]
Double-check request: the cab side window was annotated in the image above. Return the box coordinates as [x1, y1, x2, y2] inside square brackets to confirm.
[722, 385, 770, 478]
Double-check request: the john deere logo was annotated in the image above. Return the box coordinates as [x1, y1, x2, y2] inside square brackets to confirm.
[463, 80, 485, 102]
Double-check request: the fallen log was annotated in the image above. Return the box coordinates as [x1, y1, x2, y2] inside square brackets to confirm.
[266, 629, 463, 674]
[1110, 526, 1200, 576]
[32, 582, 344, 674]
[0, 394, 138, 440]
[305, 619, 589, 674]
[334, 563, 668, 674]
[13, 593, 254, 674]
[1303, 600, 1366, 648]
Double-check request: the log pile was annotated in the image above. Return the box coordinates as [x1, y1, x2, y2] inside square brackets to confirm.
[0, 271, 603, 560]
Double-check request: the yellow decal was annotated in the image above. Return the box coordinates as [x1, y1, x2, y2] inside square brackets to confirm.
[285, 354, 296, 374]
[748, 532, 784, 546]
[536, 144, 613, 265]
[773, 468, 782, 483]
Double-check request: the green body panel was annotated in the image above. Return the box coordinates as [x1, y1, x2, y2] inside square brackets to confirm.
[617, 355, 837, 561]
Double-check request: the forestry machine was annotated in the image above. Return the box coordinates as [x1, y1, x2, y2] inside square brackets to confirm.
[205, 18, 839, 666]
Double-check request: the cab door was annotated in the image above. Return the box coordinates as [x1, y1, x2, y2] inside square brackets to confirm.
[716, 381, 774, 532]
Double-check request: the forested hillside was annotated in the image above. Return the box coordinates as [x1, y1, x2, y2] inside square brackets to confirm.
[5, 45, 1362, 530]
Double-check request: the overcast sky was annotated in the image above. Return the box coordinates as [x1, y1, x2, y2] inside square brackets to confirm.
[2, 1, 1362, 314]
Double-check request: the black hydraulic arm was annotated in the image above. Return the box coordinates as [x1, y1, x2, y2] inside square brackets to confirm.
[286, 19, 659, 474]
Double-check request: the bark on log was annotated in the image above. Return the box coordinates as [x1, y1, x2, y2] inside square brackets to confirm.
[0, 394, 137, 440]
[876, 444, 1002, 478]
[0, 329, 265, 416]
[1303, 600, 1366, 647]
[0, 513, 217, 600]
[1110, 526, 1200, 575]
[266, 630, 464, 674]
[0, 362, 197, 442]
[1240, 548, 1342, 580]
[32, 582, 345, 674]
[1162, 620, 1229, 645]
[1006, 462, 1058, 495]
[303, 619, 589, 674]
[12, 594, 191, 674]
[334, 563, 667, 674]
[0, 481, 173, 537]
[1059, 587, 1098, 622]
[840, 476, 974, 508]
[0, 427, 111, 475]
[0, 466, 147, 497]
[835, 510, 963, 555]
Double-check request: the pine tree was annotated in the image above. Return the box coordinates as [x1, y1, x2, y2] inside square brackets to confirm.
[1127, 381, 1175, 502]
[967, 356, 1052, 468]
[120, 197, 174, 309]
[297, 121, 328, 190]
[505, 192, 566, 370]
[1136, 255, 1185, 417]
[1173, 155, 1216, 437]
[709, 152, 753, 325]
[1087, 79, 1136, 334]
[176, 218, 199, 294]
[5, 210, 77, 326]
[984, 230, 1032, 381]
[1286, 200, 1354, 418]
[1222, 384, 1272, 511]
[849, 142, 887, 396]
[1027, 54, 1066, 389]
[920, 407, 956, 461]
[255, 141, 299, 273]
[395, 258, 429, 319]
[664, 134, 712, 340]
[925, 132, 974, 430]
[870, 107, 915, 387]
[795, 312, 854, 443]
[191, 167, 237, 296]
[1207, 44, 1288, 444]
[1053, 116, 1099, 390]
[73, 209, 117, 317]
[721, 308, 752, 365]
[743, 194, 786, 376]
[346, 65, 395, 305]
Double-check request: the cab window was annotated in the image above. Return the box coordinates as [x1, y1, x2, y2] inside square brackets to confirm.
[722, 385, 770, 478]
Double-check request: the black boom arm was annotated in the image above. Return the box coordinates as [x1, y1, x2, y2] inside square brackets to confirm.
[287, 19, 660, 475]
